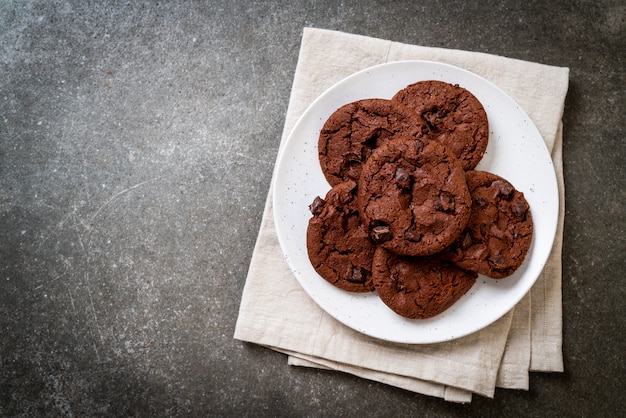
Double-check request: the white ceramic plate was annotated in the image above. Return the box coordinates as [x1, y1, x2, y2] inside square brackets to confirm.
[273, 61, 559, 344]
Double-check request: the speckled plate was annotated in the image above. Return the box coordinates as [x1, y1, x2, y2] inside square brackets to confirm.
[272, 60, 558, 344]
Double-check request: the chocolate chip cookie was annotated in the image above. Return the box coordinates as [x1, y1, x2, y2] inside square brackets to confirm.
[357, 137, 472, 256]
[306, 180, 376, 292]
[443, 170, 533, 278]
[392, 80, 489, 170]
[372, 247, 477, 319]
[318, 98, 430, 186]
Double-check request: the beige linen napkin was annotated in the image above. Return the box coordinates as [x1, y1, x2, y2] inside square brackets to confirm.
[234, 28, 568, 403]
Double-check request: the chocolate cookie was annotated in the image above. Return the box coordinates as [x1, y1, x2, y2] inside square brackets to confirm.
[372, 247, 477, 319]
[306, 180, 376, 292]
[318, 98, 430, 186]
[357, 137, 472, 256]
[443, 170, 533, 278]
[392, 80, 489, 170]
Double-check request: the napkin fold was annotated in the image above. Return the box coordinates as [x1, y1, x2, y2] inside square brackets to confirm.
[234, 28, 568, 402]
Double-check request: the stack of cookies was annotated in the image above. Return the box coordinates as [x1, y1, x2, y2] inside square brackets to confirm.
[306, 80, 533, 320]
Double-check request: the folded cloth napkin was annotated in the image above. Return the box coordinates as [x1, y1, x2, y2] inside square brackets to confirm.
[234, 28, 568, 403]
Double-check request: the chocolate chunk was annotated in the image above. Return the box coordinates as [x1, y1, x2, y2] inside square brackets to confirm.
[474, 197, 487, 208]
[346, 267, 366, 283]
[491, 180, 513, 199]
[434, 192, 455, 212]
[489, 224, 505, 239]
[394, 166, 411, 190]
[309, 196, 324, 215]
[370, 224, 392, 243]
[404, 225, 422, 242]
[488, 253, 506, 267]
[422, 107, 449, 130]
[511, 198, 528, 221]
[340, 154, 363, 181]
[467, 244, 489, 260]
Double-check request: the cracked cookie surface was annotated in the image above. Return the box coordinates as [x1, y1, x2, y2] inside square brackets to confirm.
[392, 80, 488, 170]
[306, 180, 376, 292]
[357, 137, 471, 256]
[372, 247, 477, 319]
[318, 98, 430, 186]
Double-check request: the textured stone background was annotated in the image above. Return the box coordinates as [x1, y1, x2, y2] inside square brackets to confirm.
[1, 1, 624, 416]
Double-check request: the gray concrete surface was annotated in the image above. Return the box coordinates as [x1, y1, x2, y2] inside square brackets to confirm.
[1, 1, 624, 416]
